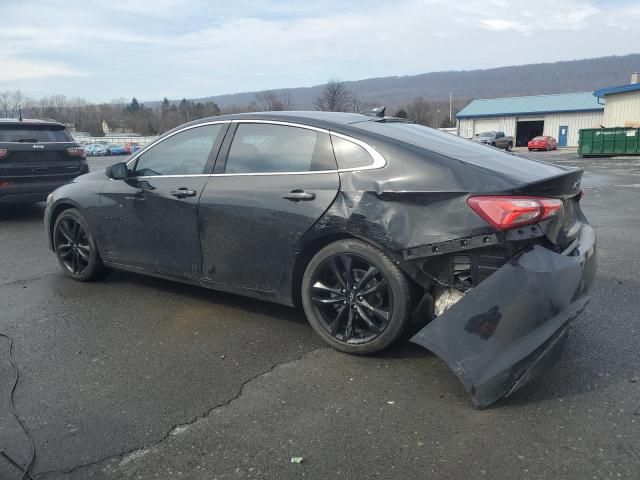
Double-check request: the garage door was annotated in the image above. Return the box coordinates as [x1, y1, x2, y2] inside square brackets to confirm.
[474, 119, 500, 134]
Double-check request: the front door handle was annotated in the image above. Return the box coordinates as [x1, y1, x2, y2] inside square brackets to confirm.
[171, 188, 197, 199]
[283, 190, 316, 202]
[124, 189, 145, 200]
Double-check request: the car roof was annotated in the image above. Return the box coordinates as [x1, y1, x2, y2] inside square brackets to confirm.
[179, 111, 386, 132]
[0, 118, 66, 127]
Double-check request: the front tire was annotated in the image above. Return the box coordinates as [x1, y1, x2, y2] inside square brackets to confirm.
[53, 208, 106, 281]
[301, 239, 413, 355]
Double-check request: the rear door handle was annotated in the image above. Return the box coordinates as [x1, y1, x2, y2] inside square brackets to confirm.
[171, 188, 197, 199]
[283, 190, 316, 202]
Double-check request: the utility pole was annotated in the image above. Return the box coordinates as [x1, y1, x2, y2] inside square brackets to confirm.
[449, 92, 453, 125]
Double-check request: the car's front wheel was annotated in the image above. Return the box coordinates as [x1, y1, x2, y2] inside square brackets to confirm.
[53, 208, 106, 281]
[302, 239, 413, 355]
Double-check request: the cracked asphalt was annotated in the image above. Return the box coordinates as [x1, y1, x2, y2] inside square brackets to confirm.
[1, 150, 640, 479]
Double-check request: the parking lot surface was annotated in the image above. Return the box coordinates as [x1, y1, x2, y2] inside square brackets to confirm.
[1, 150, 640, 479]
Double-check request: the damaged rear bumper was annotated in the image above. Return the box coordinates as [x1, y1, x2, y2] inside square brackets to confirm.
[410, 225, 597, 408]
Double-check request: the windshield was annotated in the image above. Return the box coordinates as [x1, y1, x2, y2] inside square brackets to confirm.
[478, 132, 495, 137]
[532, 136, 546, 141]
[0, 124, 73, 142]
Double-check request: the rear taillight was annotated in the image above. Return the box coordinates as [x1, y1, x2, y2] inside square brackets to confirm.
[467, 195, 563, 231]
[66, 147, 86, 159]
[0, 148, 8, 159]
[0, 180, 11, 188]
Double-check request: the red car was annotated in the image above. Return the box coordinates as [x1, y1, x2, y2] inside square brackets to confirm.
[528, 136, 558, 151]
[124, 142, 142, 154]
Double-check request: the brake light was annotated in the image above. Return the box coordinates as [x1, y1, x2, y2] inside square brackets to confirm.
[66, 147, 86, 159]
[0, 180, 11, 188]
[0, 148, 8, 158]
[467, 195, 563, 230]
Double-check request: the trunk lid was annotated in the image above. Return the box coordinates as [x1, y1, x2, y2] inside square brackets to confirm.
[510, 168, 584, 249]
[0, 143, 82, 178]
[0, 122, 82, 180]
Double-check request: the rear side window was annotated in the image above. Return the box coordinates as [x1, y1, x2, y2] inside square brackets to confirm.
[331, 135, 374, 169]
[0, 125, 73, 142]
[225, 124, 336, 174]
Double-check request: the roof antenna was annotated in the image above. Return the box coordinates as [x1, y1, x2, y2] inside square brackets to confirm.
[18, 106, 23, 122]
[360, 106, 386, 118]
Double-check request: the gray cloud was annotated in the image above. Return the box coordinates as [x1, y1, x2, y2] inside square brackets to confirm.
[0, 0, 638, 100]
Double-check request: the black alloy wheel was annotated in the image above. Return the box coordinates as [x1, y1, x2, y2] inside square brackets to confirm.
[302, 239, 412, 354]
[53, 209, 106, 281]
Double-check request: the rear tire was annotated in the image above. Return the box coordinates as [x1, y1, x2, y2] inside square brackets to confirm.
[53, 208, 107, 281]
[301, 239, 413, 355]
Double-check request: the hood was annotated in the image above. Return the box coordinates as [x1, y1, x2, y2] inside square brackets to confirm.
[73, 170, 107, 183]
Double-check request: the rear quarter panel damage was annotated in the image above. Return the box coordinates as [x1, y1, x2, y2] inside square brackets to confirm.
[410, 225, 597, 407]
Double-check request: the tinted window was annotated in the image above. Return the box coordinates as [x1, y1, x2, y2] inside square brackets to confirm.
[357, 122, 562, 183]
[225, 123, 336, 173]
[134, 124, 223, 176]
[331, 135, 374, 169]
[0, 124, 72, 142]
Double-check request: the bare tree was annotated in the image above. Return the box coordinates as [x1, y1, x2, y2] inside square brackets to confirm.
[255, 90, 294, 111]
[404, 96, 435, 126]
[314, 79, 353, 112]
[0, 90, 25, 118]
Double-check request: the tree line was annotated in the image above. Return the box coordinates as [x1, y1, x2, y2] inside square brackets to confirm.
[0, 79, 456, 137]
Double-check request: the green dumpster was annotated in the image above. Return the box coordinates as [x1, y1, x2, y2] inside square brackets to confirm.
[579, 127, 640, 157]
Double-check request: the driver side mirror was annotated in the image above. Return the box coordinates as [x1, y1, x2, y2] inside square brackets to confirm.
[106, 162, 129, 180]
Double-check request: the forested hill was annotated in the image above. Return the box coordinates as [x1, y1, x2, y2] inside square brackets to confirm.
[193, 54, 640, 109]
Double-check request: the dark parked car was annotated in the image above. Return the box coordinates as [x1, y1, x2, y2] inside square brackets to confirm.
[0, 119, 88, 203]
[44, 112, 596, 407]
[472, 131, 514, 150]
[106, 144, 127, 156]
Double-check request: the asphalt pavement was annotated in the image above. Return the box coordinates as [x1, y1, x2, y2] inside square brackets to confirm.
[1, 150, 639, 479]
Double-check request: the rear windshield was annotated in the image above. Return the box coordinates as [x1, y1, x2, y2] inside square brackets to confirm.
[0, 124, 73, 142]
[356, 121, 563, 183]
[532, 136, 546, 141]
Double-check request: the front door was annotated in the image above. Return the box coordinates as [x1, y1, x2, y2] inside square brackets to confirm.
[198, 122, 340, 301]
[97, 123, 227, 277]
[558, 126, 568, 147]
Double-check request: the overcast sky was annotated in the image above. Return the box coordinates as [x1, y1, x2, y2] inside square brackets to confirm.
[0, 0, 638, 102]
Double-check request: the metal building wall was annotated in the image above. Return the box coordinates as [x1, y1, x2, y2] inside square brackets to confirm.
[457, 116, 516, 139]
[458, 111, 604, 147]
[542, 111, 604, 147]
[603, 90, 640, 127]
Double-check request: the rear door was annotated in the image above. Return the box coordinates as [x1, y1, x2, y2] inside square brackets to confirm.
[198, 121, 339, 300]
[97, 122, 227, 277]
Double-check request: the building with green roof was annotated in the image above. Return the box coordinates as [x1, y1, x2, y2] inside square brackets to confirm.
[456, 91, 604, 147]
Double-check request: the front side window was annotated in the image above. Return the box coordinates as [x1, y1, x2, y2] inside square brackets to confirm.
[225, 123, 336, 173]
[134, 124, 223, 176]
[331, 135, 374, 169]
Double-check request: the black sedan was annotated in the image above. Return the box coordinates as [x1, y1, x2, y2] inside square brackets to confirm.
[45, 112, 596, 407]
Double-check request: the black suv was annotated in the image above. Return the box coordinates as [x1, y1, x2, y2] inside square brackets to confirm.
[0, 119, 88, 204]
